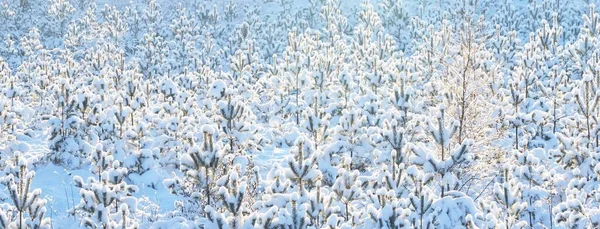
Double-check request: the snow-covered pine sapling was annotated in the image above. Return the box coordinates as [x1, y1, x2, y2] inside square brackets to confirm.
[219, 92, 244, 132]
[512, 150, 549, 227]
[160, 79, 178, 103]
[362, 93, 384, 127]
[87, 49, 108, 77]
[3, 81, 18, 133]
[426, 191, 478, 229]
[252, 164, 308, 227]
[427, 104, 457, 163]
[331, 107, 371, 171]
[47, 0, 75, 37]
[364, 187, 411, 229]
[194, 4, 218, 29]
[89, 145, 112, 181]
[489, 27, 520, 89]
[450, 24, 495, 144]
[376, 155, 410, 200]
[406, 165, 434, 229]
[526, 109, 551, 149]
[303, 0, 323, 28]
[108, 52, 126, 87]
[173, 92, 193, 135]
[553, 168, 600, 228]
[223, 1, 237, 22]
[517, 33, 541, 105]
[391, 82, 412, 126]
[537, 66, 566, 134]
[285, 135, 321, 192]
[0, 57, 10, 83]
[137, 0, 165, 79]
[124, 78, 145, 128]
[551, 130, 600, 179]
[566, 4, 599, 83]
[169, 4, 196, 73]
[410, 104, 473, 197]
[204, 205, 228, 229]
[337, 68, 356, 110]
[206, 164, 251, 229]
[493, 164, 527, 229]
[285, 194, 310, 229]
[305, 181, 336, 228]
[536, 12, 563, 54]
[137, 29, 165, 79]
[19, 27, 42, 58]
[258, 164, 291, 199]
[301, 105, 330, 151]
[509, 80, 525, 150]
[124, 2, 141, 44]
[331, 157, 363, 226]
[279, 29, 304, 125]
[259, 25, 284, 64]
[4, 81, 16, 113]
[72, 158, 139, 229]
[181, 125, 222, 209]
[573, 73, 600, 149]
[126, 146, 158, 178]
[379, 0, 409, 50]
[198, 31, 223, 70]
[217, 90, 258, 156]
[383, 113, 407, 182]
[142, 0, 162, 32]
[1, 33, 17, 58]
[0, 2, 15, 31]
[0, 151, 51, 229]
[114, 101, 131, 139]
[48, 77, 89, 166]
[230, 23, 254, 80]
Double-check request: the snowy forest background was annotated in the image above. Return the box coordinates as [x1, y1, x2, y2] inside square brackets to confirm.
[0, 0, 599, 228]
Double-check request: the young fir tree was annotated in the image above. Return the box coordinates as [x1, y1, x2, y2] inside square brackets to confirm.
[46, 0, 75, 37]
[553, 168, 600, 228]
[72, 146, 139, 229]
[204, 164, 252, 229]
[493, 164, 528, 229]
[409, 104, 474, 197]
[0, 150, 51, 229]
[331, 156, 364, 227]
[47, 73, 92, 167]
[405, 165, 434, 229]
[285, 135, 321, 192]
[165, 124, 223, 216]
[511, 149, 551, 227]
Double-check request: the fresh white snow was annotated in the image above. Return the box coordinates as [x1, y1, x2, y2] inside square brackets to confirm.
[0, 0, 599, 228]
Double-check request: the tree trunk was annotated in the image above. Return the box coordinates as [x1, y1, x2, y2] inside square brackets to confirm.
[515, 125, 519, 150]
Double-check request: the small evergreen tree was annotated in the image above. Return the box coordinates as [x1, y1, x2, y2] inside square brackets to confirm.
[0, 150, 51, 229]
